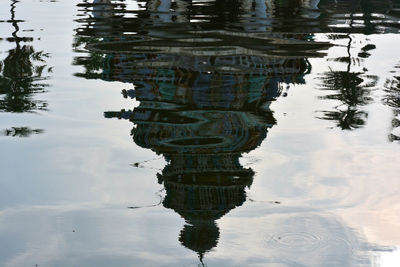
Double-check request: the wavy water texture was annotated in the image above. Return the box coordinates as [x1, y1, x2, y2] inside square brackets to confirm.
[70, 1, 400, 264]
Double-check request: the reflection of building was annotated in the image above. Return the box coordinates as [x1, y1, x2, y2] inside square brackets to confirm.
[72, 0, 400, 263]
[318, 0, 400, 34]
[161, 152, 253, 260]
[104, 88, 276, 259]
[75, 0, 324, 261]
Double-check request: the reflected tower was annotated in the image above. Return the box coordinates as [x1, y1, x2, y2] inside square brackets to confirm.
[74, 0, 329, 261]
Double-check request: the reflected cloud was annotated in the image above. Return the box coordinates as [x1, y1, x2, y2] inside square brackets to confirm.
[241, 211, 382, 266]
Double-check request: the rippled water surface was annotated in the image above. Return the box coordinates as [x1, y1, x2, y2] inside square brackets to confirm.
[1, 0, 400, 266]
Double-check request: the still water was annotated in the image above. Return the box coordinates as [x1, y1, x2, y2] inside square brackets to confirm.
[1, 0, 400, 266]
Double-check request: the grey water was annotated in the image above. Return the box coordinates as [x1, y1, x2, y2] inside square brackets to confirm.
[1, 0, 400, 266]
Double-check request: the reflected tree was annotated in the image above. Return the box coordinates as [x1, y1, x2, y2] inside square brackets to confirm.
[0, 127, 44, 137]
[0, 0, 51, 114]
[73, 36, 106, 80]
[317, 69, 376, 130]
[383, 65, 400, 142]
[0, 46, 50, 113]
[317, 12, 378, 130]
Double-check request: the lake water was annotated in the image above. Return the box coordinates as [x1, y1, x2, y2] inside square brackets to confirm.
[1, 0, 400, 266]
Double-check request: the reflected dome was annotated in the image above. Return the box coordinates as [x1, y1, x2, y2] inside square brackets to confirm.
[74, 0, 326, 261]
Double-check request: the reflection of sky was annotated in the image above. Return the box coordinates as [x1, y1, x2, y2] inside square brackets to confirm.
[1, 0, 400, 266]
[0, 205, 381, 267]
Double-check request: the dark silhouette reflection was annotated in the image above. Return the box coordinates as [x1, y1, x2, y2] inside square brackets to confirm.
[160, 152, 253, 261]
[384, 64, 400, 142]
[0, 45, 50, 113]
[74, 0, 320, 262]
[105, 79, 278, 261]
[317, 69, 377, 130]
[0, 1, 51, 114]
[314, 1, 398, 130]
[317, 34, 378, 130]
[0, 127, 44, 138]
[73, 0, 398, 263]
[0, 0, 51, 136]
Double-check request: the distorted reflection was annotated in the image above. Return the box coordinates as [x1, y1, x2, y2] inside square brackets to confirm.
[317, 37, 378, 130]
[313, 1, 399, 130]
[314, 0, 388, 130]
[0, 0, 51, 135]
[0, 127, 44, 137]
[384, 63, 400, 142]
[74, 0, 321, 261]
[73, 0, 399, 264]
[318, 0, 400, 34]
